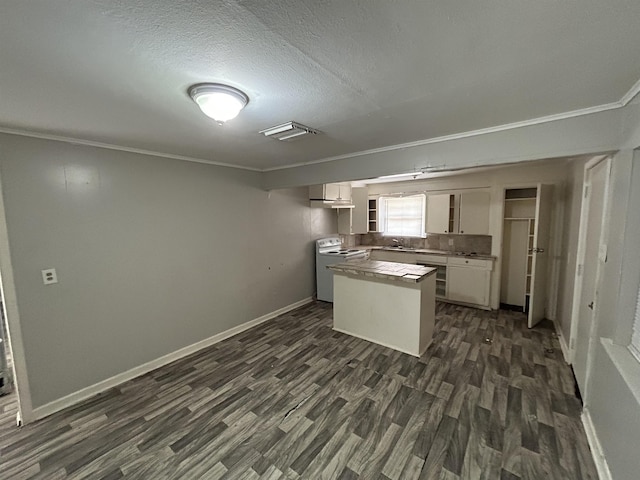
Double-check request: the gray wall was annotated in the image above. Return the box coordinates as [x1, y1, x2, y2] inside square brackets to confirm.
[263, 106, 623, 189]
[586, 153, 640, 480]
[0, 133, 335, 408]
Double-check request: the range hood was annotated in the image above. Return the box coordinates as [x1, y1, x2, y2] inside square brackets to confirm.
[309, 200, 355, 209]
[308, 184, 354, 208]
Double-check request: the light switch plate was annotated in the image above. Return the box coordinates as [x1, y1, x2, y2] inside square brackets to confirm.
[42, 268, 57, 285]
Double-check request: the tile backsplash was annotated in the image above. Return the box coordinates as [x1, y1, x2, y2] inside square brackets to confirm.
[356, 232, 492, 255]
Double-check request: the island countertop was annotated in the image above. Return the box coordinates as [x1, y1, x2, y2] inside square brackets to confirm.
[328, 259, 436, 283]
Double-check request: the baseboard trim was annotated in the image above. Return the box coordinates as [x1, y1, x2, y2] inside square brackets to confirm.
[553, 321, 571, 364]
[31, 297, 314, 421]
[582, 408, 612, 480]
[332, 327, 424, 358]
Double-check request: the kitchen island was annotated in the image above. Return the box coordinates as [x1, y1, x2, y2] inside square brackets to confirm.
[327, 259, 436, 357]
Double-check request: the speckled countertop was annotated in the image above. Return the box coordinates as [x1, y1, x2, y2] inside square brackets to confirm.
[352, 245, 496, 260]
[327, 260, 437, 283]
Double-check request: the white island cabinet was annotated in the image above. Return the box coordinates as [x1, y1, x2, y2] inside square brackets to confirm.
[328, 260, 436, 357]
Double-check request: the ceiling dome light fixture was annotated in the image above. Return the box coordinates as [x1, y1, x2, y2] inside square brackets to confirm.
[188, 83, 249, 123]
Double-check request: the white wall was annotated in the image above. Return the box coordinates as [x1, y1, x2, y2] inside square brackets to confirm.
[0, 133, 335, 410]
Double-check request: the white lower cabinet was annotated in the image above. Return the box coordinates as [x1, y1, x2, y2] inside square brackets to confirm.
[369, 250, 417, 263]
[369, 249, 493, 308]
[447, 266, 490, 307]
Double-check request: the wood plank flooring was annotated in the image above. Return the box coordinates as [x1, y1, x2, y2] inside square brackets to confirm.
[0, 302, 598, 479]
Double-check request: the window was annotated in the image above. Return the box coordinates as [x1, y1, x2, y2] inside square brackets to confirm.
[630, 284, 640, 363]
[380, 194, 426, 237]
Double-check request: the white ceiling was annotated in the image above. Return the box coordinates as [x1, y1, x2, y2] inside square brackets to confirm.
[1, 0, 639, 171]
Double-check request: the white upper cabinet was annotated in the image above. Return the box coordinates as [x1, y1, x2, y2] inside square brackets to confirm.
[458, 191, 490, 235]
[426, 194, 452, 233]
[309, 183, 352, 201]
[337, 187, 368, 234]
[426, 191, 490, 235]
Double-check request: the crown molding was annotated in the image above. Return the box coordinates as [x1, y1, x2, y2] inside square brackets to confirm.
[2, 77, 639, 174]
[0, 127, 262, 172]
[620, 77, 640, 106]
[263, 101, 623, 172]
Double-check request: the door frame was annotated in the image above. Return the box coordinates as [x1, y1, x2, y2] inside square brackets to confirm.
[499, 182, 561, 320]
[568, 156, 612, 401]
[0, 172, 33, 424]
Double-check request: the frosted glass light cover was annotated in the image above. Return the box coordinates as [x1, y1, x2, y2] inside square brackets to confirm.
[189, 84, 248, 123]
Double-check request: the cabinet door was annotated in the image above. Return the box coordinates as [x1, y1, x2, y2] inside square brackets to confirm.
[324, 183, 341, 200]
[459, 192, 490, 234]
[338, 183, 352, 201]
[447, 266, 490, 306]
[427, 194, 451, 233]
[351, 187, 368, 234]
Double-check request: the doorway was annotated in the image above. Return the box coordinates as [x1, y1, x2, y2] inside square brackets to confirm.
[500, 185, 553, 327]
[0, 177, 29, 425]
[570, 157, 611, 399]
[0, 302, 13, 395]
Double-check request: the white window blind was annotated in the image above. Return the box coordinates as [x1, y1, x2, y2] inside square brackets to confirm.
[630, 284, 640, 362]
[380, 194, 426, 237]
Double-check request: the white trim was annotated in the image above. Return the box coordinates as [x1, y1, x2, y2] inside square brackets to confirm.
[620, 77, 640, 106]
[0, 172, 34, 423]
[0, 127, 261, 172]
[31, 296, 313, 421]
[630, 282, 640, 362]
[2, 74, 639, 175]
[553, 320, 571, 364]
[262, 102, 623, 172]
[569, 157, 612, 403]
[601, 337, 640, 406]
[582, 408, 613, 480]
[569, 157, 611, 366]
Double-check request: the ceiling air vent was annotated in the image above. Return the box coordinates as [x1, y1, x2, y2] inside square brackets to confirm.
[259, 121, 319, 141]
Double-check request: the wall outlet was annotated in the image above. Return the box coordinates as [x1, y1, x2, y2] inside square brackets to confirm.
[42, 268, 58, 285]
[448, 238, 454, 246]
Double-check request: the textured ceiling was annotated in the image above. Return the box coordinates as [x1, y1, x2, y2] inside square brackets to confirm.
[1, 0, 639, 170]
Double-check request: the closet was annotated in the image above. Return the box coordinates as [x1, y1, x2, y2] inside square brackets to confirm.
[501, 185, 553, 328]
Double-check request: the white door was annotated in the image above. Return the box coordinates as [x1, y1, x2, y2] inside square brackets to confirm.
[573, 159, 610, 396]
[459, 192, 490, 234]
[528, 184, 553, 328]
[426, 194, 451, 233]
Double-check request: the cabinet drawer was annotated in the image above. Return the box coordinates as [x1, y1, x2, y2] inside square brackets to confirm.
[370, 250, 416, 264]
[415, 254, 447, 265]
[448, 257, 492, 269]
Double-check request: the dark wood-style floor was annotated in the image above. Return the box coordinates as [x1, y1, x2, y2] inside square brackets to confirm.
[0, 302, 597, 479]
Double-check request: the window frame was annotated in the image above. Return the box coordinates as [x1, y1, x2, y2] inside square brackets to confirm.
[379, 193, 427, 238]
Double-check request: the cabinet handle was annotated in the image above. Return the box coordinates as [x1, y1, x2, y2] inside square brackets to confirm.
[461, 230, 464, 234]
